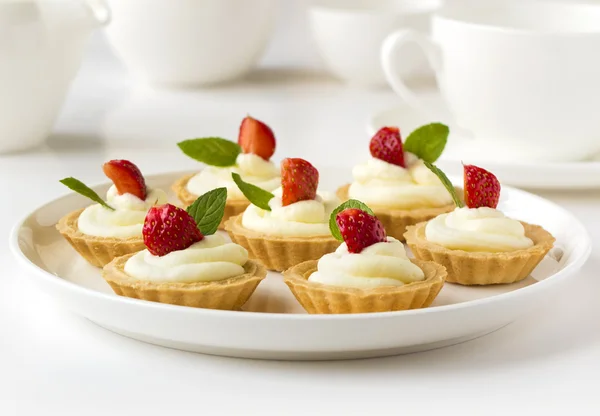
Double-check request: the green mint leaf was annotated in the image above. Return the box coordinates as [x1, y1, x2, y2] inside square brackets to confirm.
[231, 173, 274, 211]
[329, 199, 375, 241]
[186, 187, 227, 235]
[59, 177, 114, 210]
[423, 162, 464, 208]
[404, 123, 449, 163]
[177, 137, 241, 167]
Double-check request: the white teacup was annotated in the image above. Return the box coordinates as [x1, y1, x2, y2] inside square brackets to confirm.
[310, 0, 440, 87]
[0, 0, 109, 154]
[105, 0, 277, 87]
[382, 0, 600, 162]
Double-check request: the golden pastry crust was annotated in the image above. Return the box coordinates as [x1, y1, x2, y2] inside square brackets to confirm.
[56, 208, 146, 268]
[172, 173, 250, 230]
[336, 183, 455, 242]
[283, 259, 446, 314]
[224, 214, 340, 272]
[404, 220, 555, 285]
[102, 254, 267, 310]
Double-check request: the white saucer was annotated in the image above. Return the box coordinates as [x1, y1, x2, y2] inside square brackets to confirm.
[368, 97, 600, 190]
[10, 170, 591, 360]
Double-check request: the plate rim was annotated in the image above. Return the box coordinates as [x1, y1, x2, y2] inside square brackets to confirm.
[9, 170, 593, 322]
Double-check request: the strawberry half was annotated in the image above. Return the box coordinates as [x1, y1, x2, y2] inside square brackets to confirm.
[238, 116, 276, 161]
[142, 204, 203, 256]
[336, 208, 387, 254]
[281, 158, 319, 206]
[463, 164, 501, 209]
[369, 126, 405, 167]
[102, 159, 147, 200]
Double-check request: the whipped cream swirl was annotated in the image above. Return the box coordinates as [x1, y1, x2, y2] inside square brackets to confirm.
[348, 154, 452, 209]
[241, 188, 340, 237]
[187, 153, 280, 200]
[425, 207, 534, 252]
[124, 234, 249, 283]
[309, 237, 425, 288]
[78, 185, 168, 238]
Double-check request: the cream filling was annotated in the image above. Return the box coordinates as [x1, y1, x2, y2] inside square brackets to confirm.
[425, 207, 534, 252]
[77, 185, 168, 238]
[348, 154, 452, 209]
[309, 237, 425, 288]
[124, 234, 249, 283]
[187, 153, 280, 200]
[241, 188, 340, 237]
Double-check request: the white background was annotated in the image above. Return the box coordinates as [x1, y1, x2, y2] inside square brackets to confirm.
[2, 1, 600, 415]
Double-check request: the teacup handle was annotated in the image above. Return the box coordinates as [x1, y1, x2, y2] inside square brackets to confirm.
[381, 29, 442, 117]
[84, 0, 111, 26]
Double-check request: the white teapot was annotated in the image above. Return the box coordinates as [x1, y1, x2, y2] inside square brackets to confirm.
[0, 0, 109, 153]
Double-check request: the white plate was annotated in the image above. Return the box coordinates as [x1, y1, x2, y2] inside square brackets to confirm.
[10, 171, 591, 360]
[368, 95, 600, 190]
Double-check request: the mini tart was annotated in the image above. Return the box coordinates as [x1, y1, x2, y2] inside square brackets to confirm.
[56, 208, 145, 268]
[283, 259, 446, 314]
[172, 173, 249, 229]
[224, 214, 340, 272]
[404, 221, 555, 285]
[102, 253, 267, 310]
[336, 184, 455, 242]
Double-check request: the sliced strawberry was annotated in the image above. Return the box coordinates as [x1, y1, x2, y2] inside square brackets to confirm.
[238, 116, 276, 161]
[336, 208, 387, 254]
[142, 204, 203, 256]
[369, 126, 405, 167]
[102, 160, 147, 200]
[281, 158, 319, 206]
[463, 164, 501, 209]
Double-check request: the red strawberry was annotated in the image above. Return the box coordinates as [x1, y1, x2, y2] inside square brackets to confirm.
[336, 209, 387, 254]
[369, 126, 405, 167]
[281, 158, 319, 206]
[463, 164, 501, 209]
[103, 159, 147, 200]
[238, 116, 276, 161]
[142, 204, 203, 256]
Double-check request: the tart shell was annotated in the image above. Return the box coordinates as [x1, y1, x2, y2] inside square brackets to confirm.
[336, 183, 455, 242]
[56, 208, 146, 268]
[102, 254, 267, 310]
[172, 173, 249, 230]
[404, 220, 555, 285]
[283, 259, 447, 314]
[224, 214, 340, 272]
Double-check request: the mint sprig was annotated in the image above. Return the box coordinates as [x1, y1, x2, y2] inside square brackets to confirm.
[231, 173, 274, 211]
[186, 188, 227, 235]
[329, 199, 374, 241]
[404, 123, 449, 163]
[178, 137, 241, 167]
[423, 162, 464, 208]
[60, 177, 114, 210]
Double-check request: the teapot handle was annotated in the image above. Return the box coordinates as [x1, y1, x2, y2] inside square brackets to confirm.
[85, 0, 111, 26]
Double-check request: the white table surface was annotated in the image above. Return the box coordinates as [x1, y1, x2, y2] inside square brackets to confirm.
[1, 33, 600, 416]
